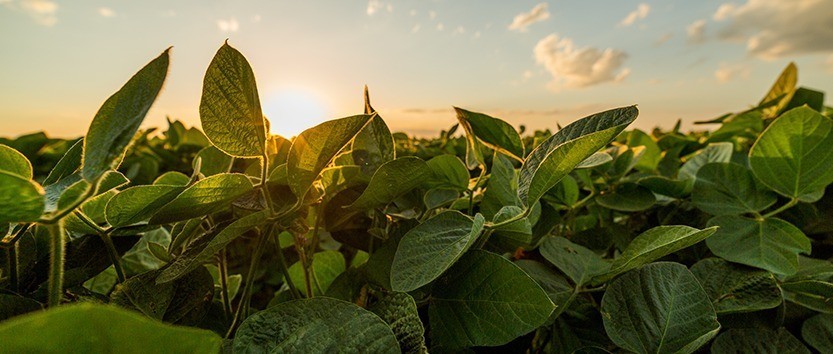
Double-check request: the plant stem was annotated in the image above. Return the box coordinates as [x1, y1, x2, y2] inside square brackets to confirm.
[467, 167, 486, 216]
[47, 221, 66, 307]
[5, 246, 17, 292]
[763, 198, 798, 218]
[272, 231, 301, 299]
[74, 210, 125, 282]
[219, 248, 232, 320]
[226, 226, 271, 338]
[473, 229, 495, 249]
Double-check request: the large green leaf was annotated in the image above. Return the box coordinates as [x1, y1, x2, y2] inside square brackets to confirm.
[677, 142, 733, 181]
[43, 139, 82, 185]
[0, 304, 221, 353]
[425, 154, 469, 191]
[199, 42, 266, 158]
[515, 260, 574, 319]
[111, 267, 214, 324]
[233, 297, 399, 353]
[706, 216, 811, 275]
[627, 129, 661, 171]
[782, 279, 833, 314]
[802, 314, 833, 353]
[149, 173, 254, 225]
[429, 250, 554, 349]
[352, 111, 395, 177]
[157, 210, 269, 283]
[692, 162, 777, 216]
[0, 171, 44, 224]
[601, 262, 720, 354]
[749, 106, 833, 202]
[711, 328, 809, 354]
[595, 183, 655, 212]
[368, 292, 428, 354]
[540, 236, 609, 286]
[690, 258, 782, 314]
[347, 157, 431, 210]
[0, 144, 32, 179]
[82, 49, 169, 181]
[193, 145, 233, 176]
[480, 152, 521, 219]
[455, 107, 524, 160]
[105, 185, 185, 227]
[391, 211, 485, 292]
[286, 114, 372, 200]
[518, 106, 637, 207]
[594, 226, 717, 284]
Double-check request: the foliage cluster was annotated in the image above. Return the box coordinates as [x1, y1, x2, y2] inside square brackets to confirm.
[1, 45, 833, 353]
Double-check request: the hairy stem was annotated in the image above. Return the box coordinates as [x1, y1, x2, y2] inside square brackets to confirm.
[219, 248, 232, 320]
[226, 227, 270, 338]
[74, 210, 125, 282]
[272, 231, 301, 299]
[763, 198, 798, 219]
[47, 221, 66, 307]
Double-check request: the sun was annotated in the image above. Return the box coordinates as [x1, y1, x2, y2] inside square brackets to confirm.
[263, 88, 329, 138]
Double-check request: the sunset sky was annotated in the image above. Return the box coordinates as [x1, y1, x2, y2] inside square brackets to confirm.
[1, 0, 832, 138]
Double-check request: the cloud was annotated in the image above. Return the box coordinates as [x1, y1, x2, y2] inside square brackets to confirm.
[508, 3, 550, 32]
[367, 1, 392, 16]
[436, 23, 444, 31]
[453, 25, 465, 35]
[713, 0, 833, 59]
[619, 3, 650, 27]
[2, 0, 58, 26]
[687, 19, 706, 43]
[411, 24, 420, 33]
[714, 62, 750, 83]
[534, 34, 630, 89]
[429, 11, 437, 20]
[98, 7, 115, 18]
[217, 17, 239, 33]
[654, 33, 673, 46]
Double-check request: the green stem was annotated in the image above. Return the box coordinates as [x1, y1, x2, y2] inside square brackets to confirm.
[259, 154, 275, 215]
[219, 248, 232, 320]
[763, 198, 798, 219]
[5, 246, 17, 292]
[1, 223, 31, 247]
[467, 167, 486, 216]
[47, 221, 66, 307]
[74, 210, 125, 282]
[272, 231, 301, 299]
[226, 226, 271, 338]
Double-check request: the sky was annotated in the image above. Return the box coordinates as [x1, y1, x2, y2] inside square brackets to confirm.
[1, 0, 832, 138]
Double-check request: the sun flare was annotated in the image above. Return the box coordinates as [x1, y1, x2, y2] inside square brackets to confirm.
[263, 89, 329, 138]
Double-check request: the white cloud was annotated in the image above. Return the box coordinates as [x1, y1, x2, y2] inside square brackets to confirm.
[508, 3, 550, 32]
[655, 33, 673, 46]
[687, 19, 706, 43]
[411, 24, 420, 33]
[367, 1, 392, 16]
[619, 3, 650, 27]
[715, 62, 751, 83]
[473, 31, 482, 39]
[713, 0, 833, 59]
[429, 11, 437, 20]
[2, 0, 58, 26]
[436, 23, 444, 31]
[217, 17, 239, 33]
[98, 7, 115, 18]
[534, 34, 630, 89]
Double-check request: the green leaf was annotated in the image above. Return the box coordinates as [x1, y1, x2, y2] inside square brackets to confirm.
[352, 113, 395, 178]
[515, 260, 574, 319]
[153, 171, 190, 186]
[286, 114, 372, 200]
[678, 142, 733, 181]
[518, 106, 637, 207]
[0, 171, 44, 224]
[802, 314, 833, 353]
[82, 49, 169, 181]
[711, 328, 809, 354]
[627, 129, 661, 171]
[347, 157, 431, 210]
[0, 294, 42, 322]
[575, 151, 613, 169]
[391, 211, 485, 292]
[0, 144, 33, 179]
[481, 152, 522, 219]
[706, 216, 811, 275]
[690, 258, 782, 314]
[692, 163, 777, 216]
[594, 226, 717, 284]
[783, 87, 825, 112]
[43, 139, 82, 185]
[455, 107, 524, 161]
[601, 262, 720, 354]
[111, 267, 214, 324]
[540, 236, 609, 286]
[368, 292, 428, 354]
[157, 210, 268, 283]
[194, 146, 233, 176]
[749, 106, 833, 201]
[423, 188, 459, 210]
[199, 42, 266, 158]
[0, 303, 221, 353]
[105, 185, 185, 228]
[425, 154, 469, 191]
[595, 183, 656, 212]
[234, 297, 399, 353]
[149, 173, 254, 225]
[429, 250, 554, 349]
[287, 250, 345, 295]
[759, 62, 797, 118]
[782, 280, 833, 313]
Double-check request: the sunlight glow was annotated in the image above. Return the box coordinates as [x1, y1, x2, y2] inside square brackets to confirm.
[263, 89, 329, 138]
